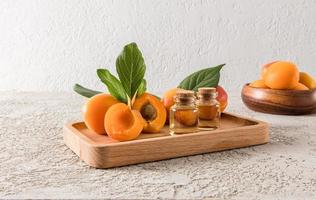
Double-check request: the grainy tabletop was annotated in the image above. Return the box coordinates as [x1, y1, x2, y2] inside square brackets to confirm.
[0, 92, 315, 199]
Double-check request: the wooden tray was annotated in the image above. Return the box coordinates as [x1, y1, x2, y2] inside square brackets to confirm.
[63, 113, 269, 168]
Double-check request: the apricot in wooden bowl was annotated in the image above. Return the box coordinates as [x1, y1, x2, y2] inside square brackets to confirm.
[241, 84, 316, 115]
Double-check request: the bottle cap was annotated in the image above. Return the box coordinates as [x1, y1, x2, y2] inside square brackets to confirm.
[198, 87, 216, 94]
[176, 90, 195, 97]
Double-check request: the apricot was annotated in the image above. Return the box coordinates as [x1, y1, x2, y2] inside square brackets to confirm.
[174, 109, 198, 126]
[249, 80, 269, 88]
[299, 72, 316, 89]
[82, 93, 119, 134]
[162, 88, 183, 124]
[104, 103, 144, 141]
[216, 85, 228, 112]
[162, 88, 181, 111]
[263, 61, 299, 89]
[292, 83, 309, 90]
[133, 93, 166, 133]
[261, 61, 279, 79]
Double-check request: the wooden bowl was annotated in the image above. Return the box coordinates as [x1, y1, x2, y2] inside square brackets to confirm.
[241, 84, 316, 115]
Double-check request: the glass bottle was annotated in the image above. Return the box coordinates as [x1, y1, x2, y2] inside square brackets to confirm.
[197, 87, 221, 130]
[169, 90, 198, 134]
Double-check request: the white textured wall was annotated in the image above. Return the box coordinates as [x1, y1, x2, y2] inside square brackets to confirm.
[1, 0, 316, 94]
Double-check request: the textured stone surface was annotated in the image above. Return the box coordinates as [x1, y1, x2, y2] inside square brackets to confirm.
[0, 92, 315, 199]
[0, 0, 316, 94]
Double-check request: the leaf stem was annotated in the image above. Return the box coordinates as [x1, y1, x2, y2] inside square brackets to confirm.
[131, 90, 138, 107]
[127, 96, 132, 109]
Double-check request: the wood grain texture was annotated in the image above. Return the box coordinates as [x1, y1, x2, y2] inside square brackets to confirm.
[64, 113, 269, 168]
[242, 84, 316, 115]
[63, 113, 269, 169]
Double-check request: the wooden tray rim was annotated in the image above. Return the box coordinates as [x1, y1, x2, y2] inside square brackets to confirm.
[64, 112, 268, 148]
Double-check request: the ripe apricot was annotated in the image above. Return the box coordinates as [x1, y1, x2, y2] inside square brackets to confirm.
[162, 88, 181, 111]
[133, 93, 166, 133]
[216, 86, 228, 112]
[104, 103, 144, 141]
[299, 72, 316, 89]
[82, 93, 119, 134]
[264, 61, 299, 89]
[162, 88, 184, 124]
[249, 80, 269, 88]
[292, 83, 309, 90]
[261, 61, 279, 79]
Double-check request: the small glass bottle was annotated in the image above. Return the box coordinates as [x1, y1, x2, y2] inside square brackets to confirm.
[197, 87, 221, 130]
[169, 90, 198, 134]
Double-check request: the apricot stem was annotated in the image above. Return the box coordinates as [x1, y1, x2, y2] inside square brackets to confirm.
[128, 92, 138, 109]
[131, 92, 138, 107]
[127, 96, 132, 109]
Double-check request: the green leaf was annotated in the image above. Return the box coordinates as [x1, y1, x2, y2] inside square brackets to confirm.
[97, 69, 127, 103]
[178, 64, 225, 91]
[73, 84, 101, 98]
[152, 94, 161, 100]
[116, 42, 146, 98]
[137, 79, 147, 97]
